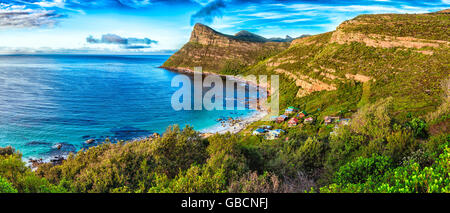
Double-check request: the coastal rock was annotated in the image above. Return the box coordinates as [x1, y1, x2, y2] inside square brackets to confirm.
[54, 143, 62, 150]
[152, 133, 160, 138]
[50, 156, 65, 166]
[85, 139, 96, 144]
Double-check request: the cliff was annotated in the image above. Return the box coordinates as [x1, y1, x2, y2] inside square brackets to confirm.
[162, 23, 290, 72]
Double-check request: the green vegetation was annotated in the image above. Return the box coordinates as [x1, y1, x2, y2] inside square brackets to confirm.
[0, 147, 66, 193]
[2, 99, 447, 193]
[341, 13, 450, 41]
[321, 146, 450, 193]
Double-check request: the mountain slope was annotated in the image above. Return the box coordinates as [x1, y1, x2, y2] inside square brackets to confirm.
[162, 24, 290, 72]
[163, 12, 449, 121]
[245, 12, 449, 120]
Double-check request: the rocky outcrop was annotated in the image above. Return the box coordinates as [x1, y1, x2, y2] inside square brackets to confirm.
[162, 23, 290, 71]
[190, 24, 256, 48]
[330, 29, 449, 50]
[330, 12, 450, 50]
[435, 9, 450, 14]
[273, 68, 336, 97]
[345, 74, 373, 83]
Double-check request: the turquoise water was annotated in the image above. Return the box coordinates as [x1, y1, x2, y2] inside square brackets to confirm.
[0, 54, 255, 159]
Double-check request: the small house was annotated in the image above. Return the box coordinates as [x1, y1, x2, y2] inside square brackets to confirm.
[252, 128, 267, 135]
[288, 117, 299, 127]
[285, 106, 299, 115]
[266, 129, 285, 140]
[269, 116, 278, 121]
[276, 115, 288, 123]
[297, 111, 308, 118]
[304, 117, 314, 124]
[324, 116, 340, 125]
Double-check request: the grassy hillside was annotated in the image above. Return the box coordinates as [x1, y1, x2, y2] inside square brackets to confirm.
[340, 13, 450, 41]
[244, 13, 449, 121]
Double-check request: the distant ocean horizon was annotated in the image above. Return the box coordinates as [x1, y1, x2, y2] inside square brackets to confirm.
[0, 54, 256, 159]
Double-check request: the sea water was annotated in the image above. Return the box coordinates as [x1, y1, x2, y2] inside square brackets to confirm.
[0, 54, 257, 159]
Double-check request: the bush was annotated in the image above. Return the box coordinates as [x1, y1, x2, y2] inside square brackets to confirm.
[334, 155, 393, 185]
[149, 164, 227, 193]
[0, 146, 15, 156]
[228, 171, 283, 193]
[0, 176, 17, 193]
[350, 97, 394, 139]
[0, 151, 66, 193]
[406, 117, 428, 139]
[384, 130, 417, 162]
[321, 146, 450, 193]
[294, 137, 326, 174]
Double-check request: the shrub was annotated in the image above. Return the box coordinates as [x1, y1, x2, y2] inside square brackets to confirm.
[0, 150, 66, 193]
[350, 97, 394, 139]
[333, 154, 393, 185]
[294, 137, 326, 174]
[228, 171, 283, 193]
[406, 117, 428, 139]
[0, 176, 17, 193]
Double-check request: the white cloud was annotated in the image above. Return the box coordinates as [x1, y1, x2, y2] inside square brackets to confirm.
[34, 0, 65, 8]
[0, 2, 66, 29]
[280, 18, 312, 23]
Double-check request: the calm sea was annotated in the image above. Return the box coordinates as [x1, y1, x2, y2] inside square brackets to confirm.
[0, 54, 255, 159]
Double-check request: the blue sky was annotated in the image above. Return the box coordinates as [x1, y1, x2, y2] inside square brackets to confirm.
[0, 0, 448, 54]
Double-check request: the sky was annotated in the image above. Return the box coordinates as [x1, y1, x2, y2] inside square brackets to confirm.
[0, 0, 448, 54]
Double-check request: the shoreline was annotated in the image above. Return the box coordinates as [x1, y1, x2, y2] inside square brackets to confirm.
[160, 66, 270, 136]
[159, 66, 269, 93]
[26, 65, 271, 166]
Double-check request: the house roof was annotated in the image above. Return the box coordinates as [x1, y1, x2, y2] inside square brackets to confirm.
[269, 129, 284, 135]
[254, 128, 266, 133]
[289, 118, 298, 122]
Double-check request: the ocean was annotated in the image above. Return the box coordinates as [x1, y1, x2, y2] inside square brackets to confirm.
[0, 54, 257, 159]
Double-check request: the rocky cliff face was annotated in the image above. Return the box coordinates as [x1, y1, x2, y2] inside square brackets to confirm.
[189, 24, 235, 46]
[188, 24, 273, 49]
[162, 23, 290, 72]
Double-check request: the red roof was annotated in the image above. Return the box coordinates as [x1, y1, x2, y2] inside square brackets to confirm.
[288, 118, 299, 123]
